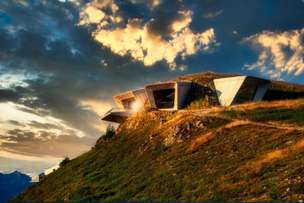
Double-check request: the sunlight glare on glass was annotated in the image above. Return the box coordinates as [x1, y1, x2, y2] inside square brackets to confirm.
[131, 100, 143, 112]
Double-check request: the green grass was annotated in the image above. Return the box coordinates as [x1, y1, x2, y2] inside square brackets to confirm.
[223, 108, 304, 125]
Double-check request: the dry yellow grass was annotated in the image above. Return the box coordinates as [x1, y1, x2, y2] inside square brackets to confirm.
[226, 99, 304, 112]
[245, 137, 304, 173]
[188, 120, 252, 152]
[188, 132, 215, 153]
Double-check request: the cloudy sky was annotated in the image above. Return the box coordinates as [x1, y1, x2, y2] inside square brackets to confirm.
[0, 0, 304, 180]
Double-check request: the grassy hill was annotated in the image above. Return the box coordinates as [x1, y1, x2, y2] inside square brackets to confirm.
[15, 73, 304, 202]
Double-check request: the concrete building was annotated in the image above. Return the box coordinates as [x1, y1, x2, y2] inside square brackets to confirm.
[214, 76, 270, 106]
[101, 75, 270, 123]
[145, 80, 192, 110]
[101, 81, 192, 122]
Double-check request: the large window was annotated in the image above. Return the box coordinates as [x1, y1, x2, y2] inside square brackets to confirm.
[153, 88, 175, 109]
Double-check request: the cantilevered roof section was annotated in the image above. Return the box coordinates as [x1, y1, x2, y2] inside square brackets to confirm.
[101, 109, 132, 123]
[102, 88, 147, 123]
[213, 76, 270, 106]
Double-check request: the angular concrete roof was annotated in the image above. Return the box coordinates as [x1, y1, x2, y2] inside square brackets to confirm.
[213, 76, 270, 106]
[101, 109, 132, 123]
[114, 88, 147, 110]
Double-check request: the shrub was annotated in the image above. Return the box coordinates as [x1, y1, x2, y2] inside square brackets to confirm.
[95, 125, 116, 145]
[104, 125, 116, 140]
[187, 95, 210, 109]
[59, 157, 70, 167]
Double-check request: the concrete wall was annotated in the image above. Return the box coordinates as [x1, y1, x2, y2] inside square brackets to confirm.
[132, 89, 148, 106]
[114, 91, 134, 109]
[213, 76, 246, 106]
[253, 82, 271, 101]
[213, 76, 270, 106]
[114, 88, 147, 111]
[176, 81, 192, 109]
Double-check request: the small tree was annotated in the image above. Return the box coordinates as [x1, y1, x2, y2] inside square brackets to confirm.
[95, 125, 116, 145]
[59, 157, 70, 167]
[104, 125, 115, 140]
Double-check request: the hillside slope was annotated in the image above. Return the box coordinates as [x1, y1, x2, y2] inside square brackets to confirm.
[16, 98, 304, 202]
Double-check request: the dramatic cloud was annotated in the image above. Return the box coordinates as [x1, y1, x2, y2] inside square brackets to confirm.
[244, 28, 304, 79]
[0, 0, 112, 139]
[79, 0, 217, 68]
[203, 10, 223, 19]
[0, 130, 93, 158]
[0, 102, 95, 158]
[0, 71, 32, 89]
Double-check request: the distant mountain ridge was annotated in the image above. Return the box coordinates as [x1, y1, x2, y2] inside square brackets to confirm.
[0, 171, 31, 203]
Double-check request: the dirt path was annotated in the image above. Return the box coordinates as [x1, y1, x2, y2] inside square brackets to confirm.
[181, 108, 304, 132]
[245, 120, 304, 131]
[187, 116, 304, 153]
